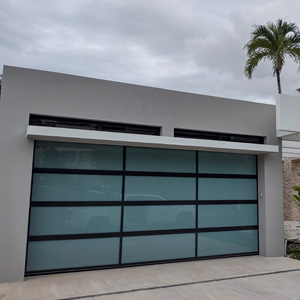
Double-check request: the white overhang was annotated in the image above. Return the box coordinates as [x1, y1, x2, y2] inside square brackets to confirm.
[26, 125, 278, 154]
[276, 94, 300, 141]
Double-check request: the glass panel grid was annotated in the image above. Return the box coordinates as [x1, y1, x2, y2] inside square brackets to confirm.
[197, 230, 258, 257]
[29, 206, 121, 236]
[198, 178, 257, 200]
[32, 174, 122, 202]
[27, 142, 259, 274]
[124, 205, 195, 232]
[125, 176, 196, 201]
[34, 141, 123, 170]
[126, 147, 196, 173]
[122, 234, 195, 263]
[26, 238, 119, 271]
[198, 204, 257, 228]
[198, 152, 256, 175]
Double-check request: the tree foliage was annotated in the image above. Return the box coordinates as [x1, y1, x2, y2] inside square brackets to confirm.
[293, 185, 300, 207]
[244, 19, 300, 94]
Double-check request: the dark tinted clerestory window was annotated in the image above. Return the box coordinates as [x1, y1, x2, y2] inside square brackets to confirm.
[174, 128, 264, 144]
[29, 114, 161, 136]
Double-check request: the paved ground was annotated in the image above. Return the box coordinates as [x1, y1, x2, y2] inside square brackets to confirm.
[1, 256, 300, 300]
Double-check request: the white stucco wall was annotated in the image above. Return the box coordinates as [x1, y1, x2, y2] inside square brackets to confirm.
[0, 66, 284, 282]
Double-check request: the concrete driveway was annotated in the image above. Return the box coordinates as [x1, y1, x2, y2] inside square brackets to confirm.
[1, 256, 300, 300]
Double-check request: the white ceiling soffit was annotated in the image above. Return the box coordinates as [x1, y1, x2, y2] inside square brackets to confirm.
[276, 94, 300, 141]
[26, 126, 278, 154]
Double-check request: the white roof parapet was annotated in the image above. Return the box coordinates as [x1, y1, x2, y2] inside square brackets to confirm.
[276, 94, 300, 141]
[27, 125, 278, 154]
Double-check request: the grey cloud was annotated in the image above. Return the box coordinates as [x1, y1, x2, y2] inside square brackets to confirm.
[1, 0, 300, 103]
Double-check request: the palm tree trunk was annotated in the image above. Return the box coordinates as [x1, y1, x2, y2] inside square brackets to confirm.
[276, 69, 281, 94]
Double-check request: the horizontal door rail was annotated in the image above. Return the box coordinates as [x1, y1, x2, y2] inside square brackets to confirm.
[28, 225, 258, 241]
[30, 200, 258, 206]
[33, 168, 257, 179]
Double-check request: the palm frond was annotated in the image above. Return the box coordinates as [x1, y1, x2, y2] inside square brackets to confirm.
[250, 24, 275, 43]
[292, 185, 300, 207]
[244, 50, 270, 79]
[244, 18, 300, 90]
[245, 38, 273, 56]
[293, 185, 300, 193]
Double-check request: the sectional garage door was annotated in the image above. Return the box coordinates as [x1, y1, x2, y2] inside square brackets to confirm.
[26, 141, 258, 275]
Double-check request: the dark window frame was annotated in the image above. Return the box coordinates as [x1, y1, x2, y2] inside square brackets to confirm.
[174, 128, 264, 144]
[25, 142, 259, 276]
[29, 114, 161, 136]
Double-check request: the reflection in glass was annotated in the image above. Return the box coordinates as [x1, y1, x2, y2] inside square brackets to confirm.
[29, 207, 121, 235]
[124, 205, 195, 231]
[125, 177, 196, 201]
[198, 178, 257, 200]
[198, 152, 256, 175]
[26, 238, 119, 271]
[32, 174, 122, 201]
[122, 234, 195, 263]
[198, 230, 258, 257]
[126, 147, 195, 173]
[34, 141, 123, 170]
[28, 141, 260, 270]
[198, 204, 257, 228]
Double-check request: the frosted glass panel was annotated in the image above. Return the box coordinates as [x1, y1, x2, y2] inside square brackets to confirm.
[29, 207, 121, 235]
[32, 174, 122, 201]
[198, 204, 257, 228]
[26, 238, 119, 271]
[198, 152, 256, 175]
[198, 178, 257, 200]
[126, 147, 195, 173]
[198, 230, 258, 257]
[124, 205, 195, 231]
[34, 141, 123, 170]
[125, 177, 195, 201]
[122, 234, 195, 263]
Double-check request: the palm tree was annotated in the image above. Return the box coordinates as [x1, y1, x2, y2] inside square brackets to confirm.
[292, 184, 300, 207]
[244, 19, 300, 94]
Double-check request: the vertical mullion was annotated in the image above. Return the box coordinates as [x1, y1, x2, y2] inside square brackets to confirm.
[195, 151, 198, 257]
[255, 155, 259, 254]
[24, 140, 37, 274]
[119, 146, 126, 264]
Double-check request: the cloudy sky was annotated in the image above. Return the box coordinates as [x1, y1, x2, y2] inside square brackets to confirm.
[1, 0, 300, 104]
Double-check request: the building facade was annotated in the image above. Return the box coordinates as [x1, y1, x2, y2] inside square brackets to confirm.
[282, 141, 300, 221]
[0, 66, 285, 283]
